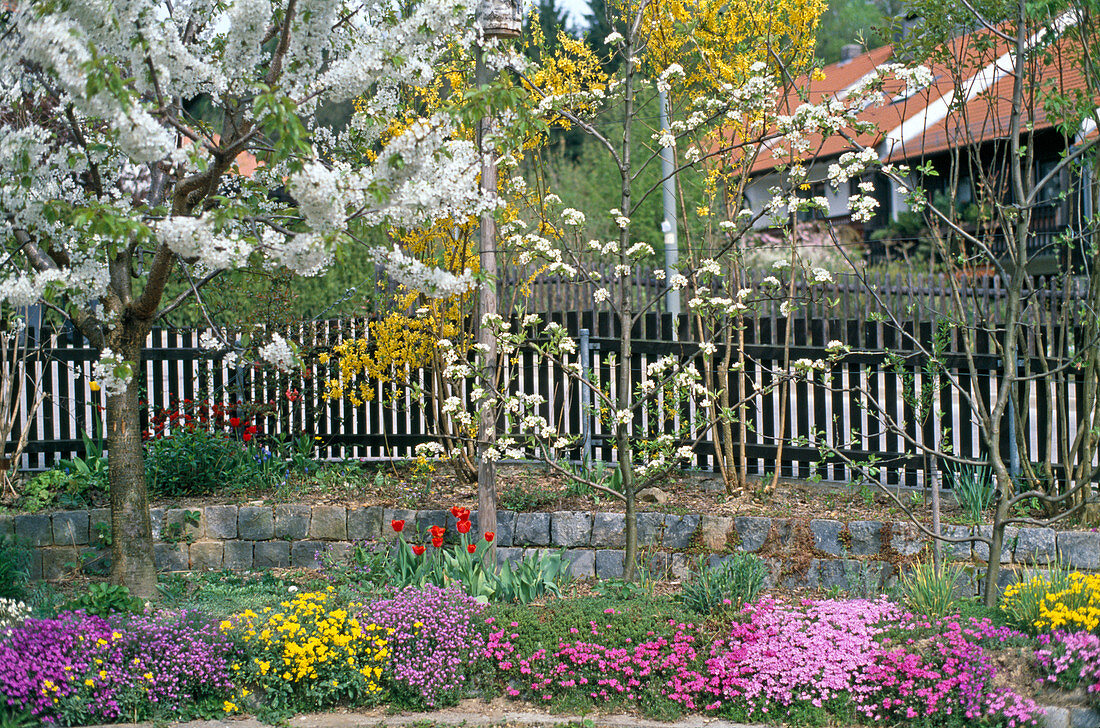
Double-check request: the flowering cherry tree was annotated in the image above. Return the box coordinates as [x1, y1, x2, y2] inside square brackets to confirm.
[0, 0, 496, 594]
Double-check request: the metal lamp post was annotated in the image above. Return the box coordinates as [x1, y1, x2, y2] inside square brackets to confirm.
[475, 0, 519, 561]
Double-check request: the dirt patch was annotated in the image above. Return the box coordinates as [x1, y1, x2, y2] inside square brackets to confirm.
[138, 462, 1071, 532]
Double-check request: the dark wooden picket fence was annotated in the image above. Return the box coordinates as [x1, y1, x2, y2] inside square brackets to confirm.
[13, 272, 1098, 490]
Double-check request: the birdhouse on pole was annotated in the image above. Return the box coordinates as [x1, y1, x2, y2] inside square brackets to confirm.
[477, 0, 521, 38]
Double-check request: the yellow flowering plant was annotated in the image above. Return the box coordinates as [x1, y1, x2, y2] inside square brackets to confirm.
[1001, 565, 1100, 634]
[220, 589, 392, 712]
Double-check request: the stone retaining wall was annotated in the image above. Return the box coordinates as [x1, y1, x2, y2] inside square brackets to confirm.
[6, 506, 1099, 591]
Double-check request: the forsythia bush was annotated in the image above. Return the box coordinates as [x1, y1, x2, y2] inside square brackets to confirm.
[221, 589, 391, 712]
[1002, 571, 1100, 634]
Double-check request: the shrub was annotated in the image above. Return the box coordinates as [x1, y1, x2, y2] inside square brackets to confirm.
[898, 561, 965, 616]
[62, 584, 143, 618]
[222, 588, 389, 713]
[1001, 562, 1099, 634]
[948, 463, 995, 524]
[1034, 631, 1100, 703]
[691, 598, 901, 718]
[680, 553, 767, 614]
[855, 615, 1042, 726]
[0, 535, 28, 600]
[0, 610, 234, 724]
[364, 585, 486, 709]
[145, 428, 259, 496]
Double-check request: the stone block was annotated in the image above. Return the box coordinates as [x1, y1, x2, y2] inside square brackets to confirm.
[848, 521, 883, 555]
[164, 508, 204, 541]
[52, 511, 89, 546]
[291, 540, 325, 568]
[699, 515, 733, 552]
[644, 551, 673, 578]
[890, 521, 927, 556]
[254, 541, 290, 569]
[41, 547, 80, 581]
[155, 543, 188, 572]
[976, 526, 1018, 564]
[190, 541, 224, 571]
[591, 512, 626, 548]
[780, 559, 820, 589]
[636, 512, 666, 546]
[14, 513, 52, 547]
[224, 541, 254, 570]
[564, 549, 595, 578]
[0, 513, 13, 538]
[149, 508, 165, 540]
[495, 547, 524, 567]
[818, 559, 887, 595]
[1069, 708, 1100, 728]
[310, 506, 347, 541]
[1013, 527, 1056, 565]
[81, 548, 110, 576]
[326, 541, 353, 562]
[733, 516, 772, 552]
[238, 507, 275, 541]
[205, 505, 238, 540]
[382, 509, 417, 540]
[595, 549, 625, 579]
[444, 510, 478, 544]
[810, 519, 844, 556]
[942, 524, 974, 560]
[514, 512, 551, 546]
[416, 510, 448, 540]
[275, 505, 311, 540]
[662, 514, 700, 549]
[1043, 707, 1069, 728]
[26, 550, 41, 581]
[1057, 531, 1100, 571]
[89, 509, 111, 547]
[952, 565, 979, 598]
[495, 511, 515, 547]
[552, 512, 592, 548]
[347, 506, 383, 541]
[668, 553, 690, 580]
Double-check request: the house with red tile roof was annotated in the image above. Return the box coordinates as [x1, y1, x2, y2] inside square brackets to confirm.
[743, 19, 1099, 266]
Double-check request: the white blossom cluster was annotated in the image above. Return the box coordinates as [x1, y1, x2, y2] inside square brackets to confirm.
[258, 333, 298, 372]
[156, 216, 254, 270]
[373, 246, 476, 299]
[0, 599, 30, 636]
[0, 0, 494, 317]
[92, 349, 133, 397]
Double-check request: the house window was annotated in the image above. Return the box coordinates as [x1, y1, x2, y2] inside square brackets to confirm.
[796, 181, 828, 222]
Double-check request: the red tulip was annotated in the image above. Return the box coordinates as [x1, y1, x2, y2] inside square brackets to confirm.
[450, 506, 462, 518]
[229, 417, 241, 427]
[467, 544, 477, 554]
[457, 508, 471, 522]
[242, 432, 253, 442]
[457, 520, 471, 535]
[391, 520, 405, 533]
[429, 525, 446, 540]
[431, 537, 444, 548]
[484, 531, 495, 543]
[245, 425, 258, 434]
[411, 544, 425, 556]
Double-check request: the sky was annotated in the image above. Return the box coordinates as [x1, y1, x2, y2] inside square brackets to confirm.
[546, 0, 591, 32]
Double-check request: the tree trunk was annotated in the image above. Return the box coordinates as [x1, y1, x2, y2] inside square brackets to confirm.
[107, 339, 157, 599]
